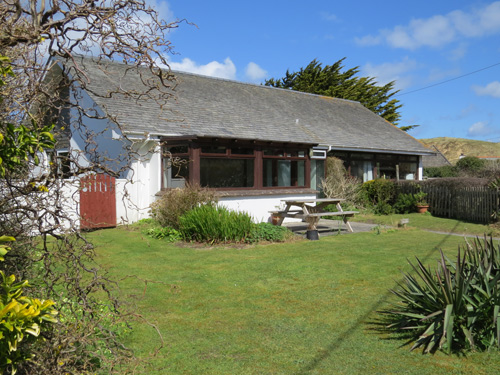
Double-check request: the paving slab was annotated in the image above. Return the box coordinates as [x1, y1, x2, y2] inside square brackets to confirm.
[283, 219, 379, 238]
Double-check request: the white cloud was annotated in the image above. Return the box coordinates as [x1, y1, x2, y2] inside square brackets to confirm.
[357, 1, 500, 50]
[361, 58, 418, 90]
[245, 62, 267, 82]
[449, 43, 468, 60]
[169, 57, 237, 79]
[355, 34, 382, 46]
[467, 121, 500, 137]
[472, 81, 500, 98]
[320, 11, 338, 22]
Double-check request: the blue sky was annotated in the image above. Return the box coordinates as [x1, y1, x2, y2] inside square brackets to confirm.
[158, 0, 500, 141]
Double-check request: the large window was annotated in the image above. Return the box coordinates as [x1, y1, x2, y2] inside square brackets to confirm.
[200, 158, 254, 188]
[161, 139, 312, 190]
[263, 149, 306, 187]
[330, 151, 418, 182]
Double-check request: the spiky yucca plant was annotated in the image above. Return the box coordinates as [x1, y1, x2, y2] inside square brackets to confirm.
[384, 237, 500, 353]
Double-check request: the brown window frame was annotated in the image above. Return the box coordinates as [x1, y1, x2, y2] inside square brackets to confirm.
[161, 138, 312, 190]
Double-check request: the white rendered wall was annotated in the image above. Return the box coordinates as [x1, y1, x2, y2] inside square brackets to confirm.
[218, 193, 317, 223]
[117, 140, 162, 224]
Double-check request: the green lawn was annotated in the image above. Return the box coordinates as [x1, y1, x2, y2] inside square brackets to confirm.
[89, 224, 500, 374]
[351, 211, 500, 237]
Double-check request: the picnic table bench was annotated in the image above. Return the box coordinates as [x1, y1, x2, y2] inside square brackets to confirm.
[270, 198, 358, 235]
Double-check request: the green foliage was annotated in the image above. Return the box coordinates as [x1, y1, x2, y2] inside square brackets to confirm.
[423, 165, 458, 178]
[265, 58, 403, 125]
[0, 56, 55, 177]
[145, 226, 182, 242]
[179, 204, 253, 244]
[456, 156, 486, 173]
[0, 235, 15, 262]
[247, 222, 292, 243]
[362, 179, 396, 215]
[413, 191, 428, 206]
[393, 193, 418, 214]
[150, 184, 217, 229]
[0, 250, 58, 374]
[384, 237, 500, 354]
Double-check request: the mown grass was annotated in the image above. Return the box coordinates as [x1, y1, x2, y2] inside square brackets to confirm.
[87, 222, 500, 374]
[351, 211, 500, 237]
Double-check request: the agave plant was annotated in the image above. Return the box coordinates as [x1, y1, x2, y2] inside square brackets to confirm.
[384, 237, 500, 353]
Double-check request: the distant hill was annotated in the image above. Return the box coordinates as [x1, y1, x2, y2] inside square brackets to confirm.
[419, 137, 500, 165]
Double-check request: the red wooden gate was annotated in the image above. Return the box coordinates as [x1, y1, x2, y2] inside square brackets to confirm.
[80, 174, 116, 230]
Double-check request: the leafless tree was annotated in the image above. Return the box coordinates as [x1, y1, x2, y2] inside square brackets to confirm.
[0, 0, 183, 373]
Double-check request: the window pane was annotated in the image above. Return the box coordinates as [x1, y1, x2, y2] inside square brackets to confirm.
[163, 157, 189, 188]
[200, 158, 254, 188]
[263, 159, 306, 187]
[350, 160, 373, 182]
[263, 149, 284, 156]
[278, 160, 291, 186]
[230, 147, 254, 155]
[201, 145, 227, 154]
[166, 145, 188, 154]
[400, 162, 417, 180]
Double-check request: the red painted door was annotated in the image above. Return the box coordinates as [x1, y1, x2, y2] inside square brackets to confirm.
[80, 174, 116, 229]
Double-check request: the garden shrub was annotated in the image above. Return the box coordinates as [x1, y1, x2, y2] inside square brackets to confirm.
[362, 179, 396, 215]
[179, 204, 253, 243]
[151, 183, 217, 229]
[247, 222, 292, 243]
[384, 237, 500, 354]
[456, 156, 486, 174]
[0, 236, 58, 374]
[423, 165, 458, 178]
[321, 157, 363, 206]
[393, 193, 418, 214]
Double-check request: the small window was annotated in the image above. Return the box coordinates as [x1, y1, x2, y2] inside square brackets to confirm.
[166, 145, 188, 154]
[263, 149, 284, 157]
[54, 151, 71, 178]
[201, 145, 227, 154]
[230, 147, 254, 155]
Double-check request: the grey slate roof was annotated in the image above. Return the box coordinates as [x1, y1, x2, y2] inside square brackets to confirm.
[422, 145, 452, 167]
[66, 57, 433, 155]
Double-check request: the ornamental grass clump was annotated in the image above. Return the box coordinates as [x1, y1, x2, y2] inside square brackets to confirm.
[384, 237, 500, 354]
[179, 204, 253, 244]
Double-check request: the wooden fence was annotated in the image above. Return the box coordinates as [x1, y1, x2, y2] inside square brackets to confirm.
[398, 184, 499, 224]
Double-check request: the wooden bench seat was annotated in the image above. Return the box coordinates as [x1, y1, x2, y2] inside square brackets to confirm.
[270, 208, 358, 233]
[304, 211, 358, 217]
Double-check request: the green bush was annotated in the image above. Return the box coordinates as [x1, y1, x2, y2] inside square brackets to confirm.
[179, 204, 253, 244]
[151, 184, 217, 229]
[247, 223, 291, 243]
[456, 156, 486, 173]
[0, 237, 58, 374]
[393, 193, 418, 214]
[362, 179, 396, 205]
[362, 179, 396, 215]
[384, 237, 500, 354]
[423, 165, 458, 178]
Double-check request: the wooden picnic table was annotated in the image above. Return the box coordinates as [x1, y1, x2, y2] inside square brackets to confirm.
[270, 198, 358, 233]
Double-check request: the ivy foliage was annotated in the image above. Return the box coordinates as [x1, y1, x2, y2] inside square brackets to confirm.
[265, 58, 403, 125]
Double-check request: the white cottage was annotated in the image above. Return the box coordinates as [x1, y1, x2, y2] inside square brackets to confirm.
[46, 56, 434, 225]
